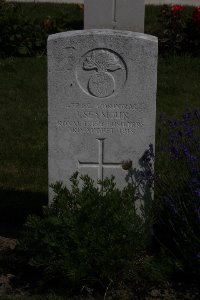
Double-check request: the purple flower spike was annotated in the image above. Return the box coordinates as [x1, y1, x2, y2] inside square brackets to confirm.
[195, 188, 200, 197]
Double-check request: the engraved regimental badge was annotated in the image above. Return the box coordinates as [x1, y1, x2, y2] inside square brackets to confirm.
[76, 49, 127, 98]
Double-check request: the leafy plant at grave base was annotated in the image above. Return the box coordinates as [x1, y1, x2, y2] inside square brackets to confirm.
[154, 109, 200, 278]
[0, 0, 83, 57]
[15, 172, 153, 295]
[158, 5, 200, 55]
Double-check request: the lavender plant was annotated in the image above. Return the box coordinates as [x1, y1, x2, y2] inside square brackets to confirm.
[122, 145, 155, 229]
[155, 109, 200, 276]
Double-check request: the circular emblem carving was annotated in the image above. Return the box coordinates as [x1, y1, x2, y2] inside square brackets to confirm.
[76, 49, 127, 98]
[88, 72, 115, 98]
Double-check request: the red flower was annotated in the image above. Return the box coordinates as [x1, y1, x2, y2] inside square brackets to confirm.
[171, 5, 184, 13]
[192, 6, 200, 27]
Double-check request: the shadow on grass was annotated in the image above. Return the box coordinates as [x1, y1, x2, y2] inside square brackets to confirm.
[0, 189, 48, 237]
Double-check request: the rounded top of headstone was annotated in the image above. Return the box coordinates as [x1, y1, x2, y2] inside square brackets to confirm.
[48, 29, 158, 44]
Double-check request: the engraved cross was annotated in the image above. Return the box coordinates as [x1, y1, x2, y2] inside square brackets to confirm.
[113, 0, 117, 24]
[78, 138, 121, 182]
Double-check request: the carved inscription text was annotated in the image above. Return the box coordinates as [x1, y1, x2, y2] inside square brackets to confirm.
[57, 102, 146, 135]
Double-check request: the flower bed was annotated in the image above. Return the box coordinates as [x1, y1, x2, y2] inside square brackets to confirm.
[158, 4, 200, 55]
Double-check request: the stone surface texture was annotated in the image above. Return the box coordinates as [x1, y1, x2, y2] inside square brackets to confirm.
[7, 0, 200, 5]
[84, 0, 145, 32]
[48, 30, 158, 200]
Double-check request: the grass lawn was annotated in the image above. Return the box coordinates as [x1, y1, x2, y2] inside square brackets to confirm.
[0, 4, 199, 224]
[0, 57, 48, 226]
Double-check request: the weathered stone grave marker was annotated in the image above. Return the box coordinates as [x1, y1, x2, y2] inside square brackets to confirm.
[84, 0, 145, 32]
[48, 30, 158, 201]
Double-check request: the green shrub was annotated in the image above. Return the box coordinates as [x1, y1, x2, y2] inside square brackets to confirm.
[0, 1, 46, 56]
[17, 173, 151, 294]
[0, 1, 83, 57]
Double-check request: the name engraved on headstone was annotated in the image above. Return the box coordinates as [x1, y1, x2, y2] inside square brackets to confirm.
[56, 101, 145, 135]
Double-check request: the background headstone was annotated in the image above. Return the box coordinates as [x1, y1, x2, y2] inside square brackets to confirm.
[48, 30, 158, 201]
[84, 0, 145, 32]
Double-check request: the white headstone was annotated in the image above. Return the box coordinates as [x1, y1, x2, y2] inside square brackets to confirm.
[84, 0, 145, 32]
[48, 30, 157, 201]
